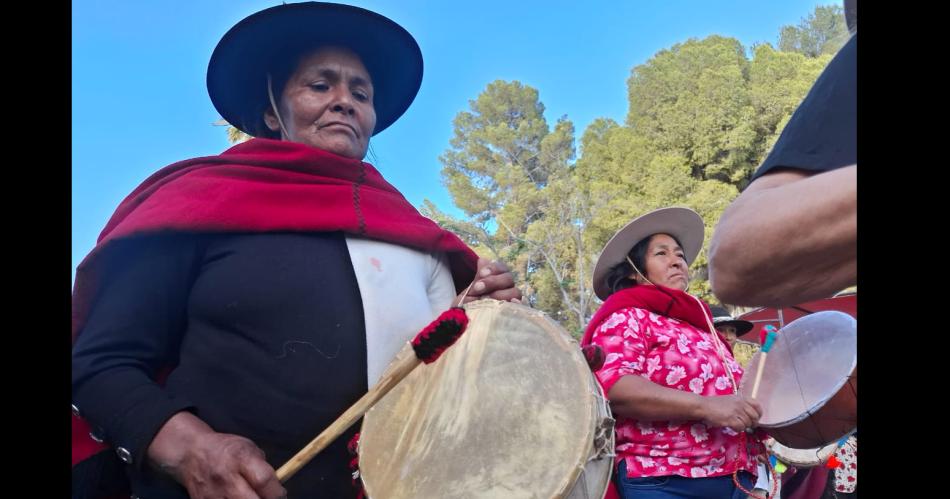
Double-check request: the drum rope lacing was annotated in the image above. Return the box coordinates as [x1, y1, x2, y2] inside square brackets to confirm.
[589, 386, 616, 461]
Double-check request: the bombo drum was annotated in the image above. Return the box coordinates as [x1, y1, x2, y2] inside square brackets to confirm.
[359, 300, 615, 498]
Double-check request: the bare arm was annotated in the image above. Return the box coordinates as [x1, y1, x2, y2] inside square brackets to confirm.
[608, 375, 761, 432]
[708, 165, 856, 307]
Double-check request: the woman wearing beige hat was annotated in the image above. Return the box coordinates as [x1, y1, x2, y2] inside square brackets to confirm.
[582, 207, 770, 498]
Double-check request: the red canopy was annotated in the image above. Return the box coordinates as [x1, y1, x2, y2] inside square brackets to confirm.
[736, 293, 857, 343]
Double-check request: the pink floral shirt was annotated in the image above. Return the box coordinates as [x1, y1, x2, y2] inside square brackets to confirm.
[590, 307, 760, 479]
[833, 436, 857, 493]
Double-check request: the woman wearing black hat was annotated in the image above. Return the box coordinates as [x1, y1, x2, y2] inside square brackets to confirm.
[70, 3, 520, 498]
[710, 306, 754, 348]
[582, 207, 769, 499]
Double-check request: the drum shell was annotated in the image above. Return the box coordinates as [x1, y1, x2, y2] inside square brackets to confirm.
[765, 369, 856, 449]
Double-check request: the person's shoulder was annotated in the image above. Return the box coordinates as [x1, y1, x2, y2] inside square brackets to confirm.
[595, 307, 640, 331]
[606, 307, 658, 332]
[745, 167, 815, 192]
[835, 32, 857, 65]
[653, 314, 698, 336]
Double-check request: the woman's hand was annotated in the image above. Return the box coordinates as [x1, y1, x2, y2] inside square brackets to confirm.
[699, 394, 763, 432]
[147, 412, 287, 499]
[457, 258, 522, 304]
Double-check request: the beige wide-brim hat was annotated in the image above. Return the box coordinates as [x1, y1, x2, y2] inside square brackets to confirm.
[592, 207, 705, 300]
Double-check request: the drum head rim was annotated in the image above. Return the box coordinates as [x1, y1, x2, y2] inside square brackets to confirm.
[359, 300, 605, 499]
[748, 311, 857, 428]
[755, 364, 856, 428]
[768, 439, 838, 468]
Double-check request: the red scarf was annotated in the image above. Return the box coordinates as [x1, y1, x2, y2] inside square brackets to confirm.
[72, 138, 479, 467]
[581, 284, 732, 353]
[583, 285, 760, 484]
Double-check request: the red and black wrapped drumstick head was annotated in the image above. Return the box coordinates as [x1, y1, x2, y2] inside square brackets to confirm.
[411, 307, 469, 364]
[347, 432, 361, 456]
[347, 432, 364, 498]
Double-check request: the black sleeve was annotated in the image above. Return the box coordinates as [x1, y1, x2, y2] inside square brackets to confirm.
[71, 234, 206, 470]
[752, 33, 856, 181]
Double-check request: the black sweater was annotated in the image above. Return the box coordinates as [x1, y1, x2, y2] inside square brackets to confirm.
[72, 231, 368, 498]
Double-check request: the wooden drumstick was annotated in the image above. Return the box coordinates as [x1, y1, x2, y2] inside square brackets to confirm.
[750, 326, 778, 399]
[275, 307, 470, 483]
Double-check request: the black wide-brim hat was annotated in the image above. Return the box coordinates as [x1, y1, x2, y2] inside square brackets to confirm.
[207, 2, 423, 138]
[710, 306, 754, 335]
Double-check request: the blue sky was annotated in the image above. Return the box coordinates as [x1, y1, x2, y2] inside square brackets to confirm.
[73, 0, 830, 278]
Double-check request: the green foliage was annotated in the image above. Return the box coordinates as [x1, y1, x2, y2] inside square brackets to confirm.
[226, 125, 252, 144]
[778, 4, 850, 57]
[255, 7, 843, 332]
[428, 18, 835, 330]
[626, 36, 758, 186]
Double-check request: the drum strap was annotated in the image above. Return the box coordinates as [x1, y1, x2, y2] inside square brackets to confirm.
[690, 294, 776, 499]
[689, 294, 739, 393]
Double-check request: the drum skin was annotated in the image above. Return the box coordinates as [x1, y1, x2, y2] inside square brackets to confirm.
[359, 300, 613, 499]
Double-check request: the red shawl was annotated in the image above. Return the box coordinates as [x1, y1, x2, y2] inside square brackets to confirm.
[72, 138, 478, 467]
[582, 284, 732, 354]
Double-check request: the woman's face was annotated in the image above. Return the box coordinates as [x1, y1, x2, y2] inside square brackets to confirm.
[717, 325, 739, 346]
[633, 233, 690, 291]
[264, 46, 377, 159]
